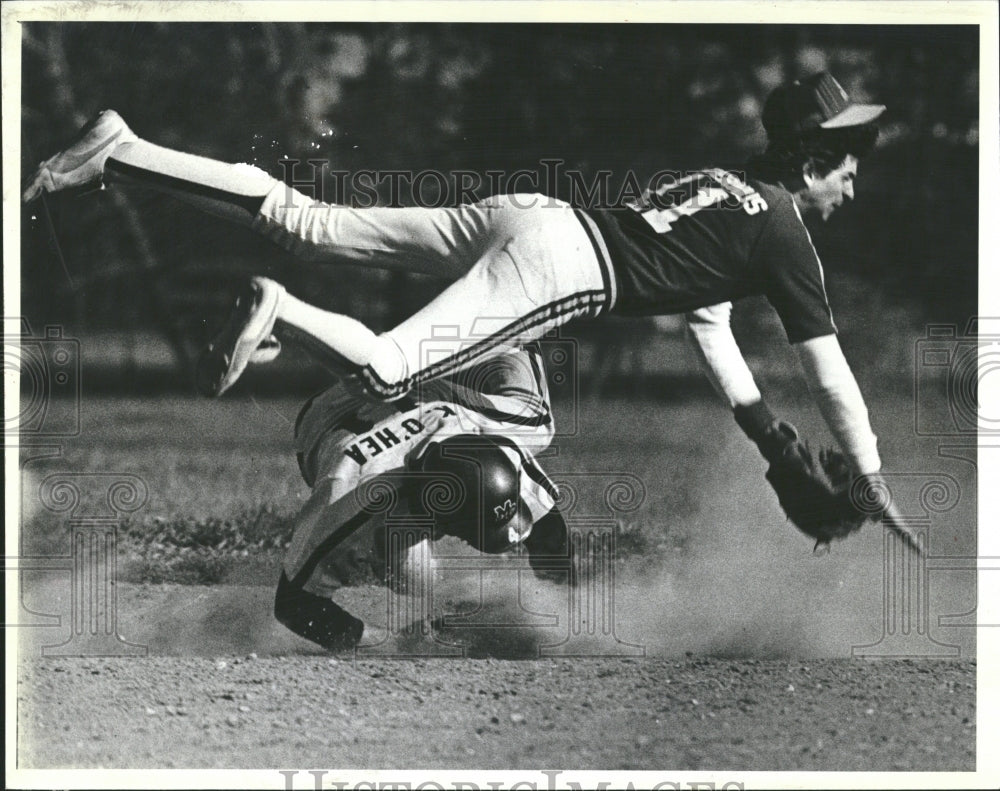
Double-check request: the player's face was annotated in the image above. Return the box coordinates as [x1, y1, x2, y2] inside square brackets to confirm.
[801, 155, 858, 221]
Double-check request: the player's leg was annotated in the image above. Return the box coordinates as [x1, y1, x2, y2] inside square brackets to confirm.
[273, 569, 365, 652]
[196, 275, 383, 396]
[199, 257, 564, 399]
[200, 202, 615, 399]
[251, 186, 492, 279]
[273, 463, 379, 652]
[22, 111, 139, 201]
[358, 203, 615, 400]
[106, 139, 488, 277]
[23, 111, 485, 278]
[22, 111, 271, 226]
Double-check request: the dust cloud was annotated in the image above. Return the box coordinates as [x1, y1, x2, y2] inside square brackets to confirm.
[15, 437, 972, 660]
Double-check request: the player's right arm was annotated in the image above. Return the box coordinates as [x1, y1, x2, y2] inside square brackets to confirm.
[684, 301, 762, 408]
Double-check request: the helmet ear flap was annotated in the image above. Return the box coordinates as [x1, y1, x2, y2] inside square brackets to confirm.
[410, 434, 522, 552]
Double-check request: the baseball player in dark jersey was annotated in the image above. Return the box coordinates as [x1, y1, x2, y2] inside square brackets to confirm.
[23, 71, 887, 492]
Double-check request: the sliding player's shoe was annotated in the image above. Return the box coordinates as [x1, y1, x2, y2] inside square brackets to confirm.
[23, 110, 137, 203]
[196, 277, 285, 397]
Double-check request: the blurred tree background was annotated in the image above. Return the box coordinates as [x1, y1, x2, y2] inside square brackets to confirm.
[19, 23, 978, 387]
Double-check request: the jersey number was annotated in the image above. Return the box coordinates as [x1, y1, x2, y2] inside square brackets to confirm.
[633, 169, 768, 234]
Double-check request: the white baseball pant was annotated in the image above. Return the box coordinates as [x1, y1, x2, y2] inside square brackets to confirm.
[105, 139, 616, 400]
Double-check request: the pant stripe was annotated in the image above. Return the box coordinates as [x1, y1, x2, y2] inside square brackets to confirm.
[456, 402, 552, 428]
[362, 288, 606, 400]
[105, 158, 266, 217]
[574, 209, 617, 311]
[289, 510, 372, 588]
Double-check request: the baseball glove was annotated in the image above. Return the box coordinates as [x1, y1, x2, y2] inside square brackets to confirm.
[734, 401, 869, 549]
[761, 421, 868, 548]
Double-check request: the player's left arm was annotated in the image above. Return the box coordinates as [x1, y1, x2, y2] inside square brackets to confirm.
[687, 301, 890, 548]
[724, 202, 909, 546]
[274, 568, 365, 652]
[685, 299, 881, 473]
[731, 332, 908, 551]
[792, 333, 880, 474]
[740, 194, 878, 473]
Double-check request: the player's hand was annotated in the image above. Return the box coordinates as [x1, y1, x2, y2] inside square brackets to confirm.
[735, 400, 869, 549]
[853, 473, 926, 556]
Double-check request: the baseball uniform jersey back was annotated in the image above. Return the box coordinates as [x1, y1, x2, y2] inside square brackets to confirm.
[586, 169, 837, 343]
[285, 347, 558, 593]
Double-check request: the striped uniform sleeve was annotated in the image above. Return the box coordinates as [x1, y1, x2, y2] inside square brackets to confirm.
[754, 196, 838, 345]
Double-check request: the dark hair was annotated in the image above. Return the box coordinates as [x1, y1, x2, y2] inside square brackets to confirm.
[747, 122, 879, 187]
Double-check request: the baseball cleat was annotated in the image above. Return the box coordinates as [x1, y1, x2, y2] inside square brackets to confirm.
[22, 110, 137, 203]
[196, 277, 285, 397]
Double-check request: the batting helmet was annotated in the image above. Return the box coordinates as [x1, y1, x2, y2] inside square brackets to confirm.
[410, 434, 521, 553]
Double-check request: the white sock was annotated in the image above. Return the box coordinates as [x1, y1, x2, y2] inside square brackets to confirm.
[277, 291, 407, 382]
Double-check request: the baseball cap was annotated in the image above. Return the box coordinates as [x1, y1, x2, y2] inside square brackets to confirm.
[762, 72, 885, 140]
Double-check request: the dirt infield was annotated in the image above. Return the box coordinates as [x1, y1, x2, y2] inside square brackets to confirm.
[14, 583, 976, 771]
[17, 651, 974, 771]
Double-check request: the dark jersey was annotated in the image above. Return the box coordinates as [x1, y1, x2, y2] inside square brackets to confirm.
[584, 169, 836, 344]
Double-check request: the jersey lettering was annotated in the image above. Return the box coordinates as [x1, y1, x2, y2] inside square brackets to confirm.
[630, 169, 768, 234]
[638, 185, 729, 233]
[342, 403, 458, 466]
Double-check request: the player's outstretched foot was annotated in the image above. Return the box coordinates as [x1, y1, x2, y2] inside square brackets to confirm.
[22, 110, 137, 203]
[196, 277, 285, 397]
